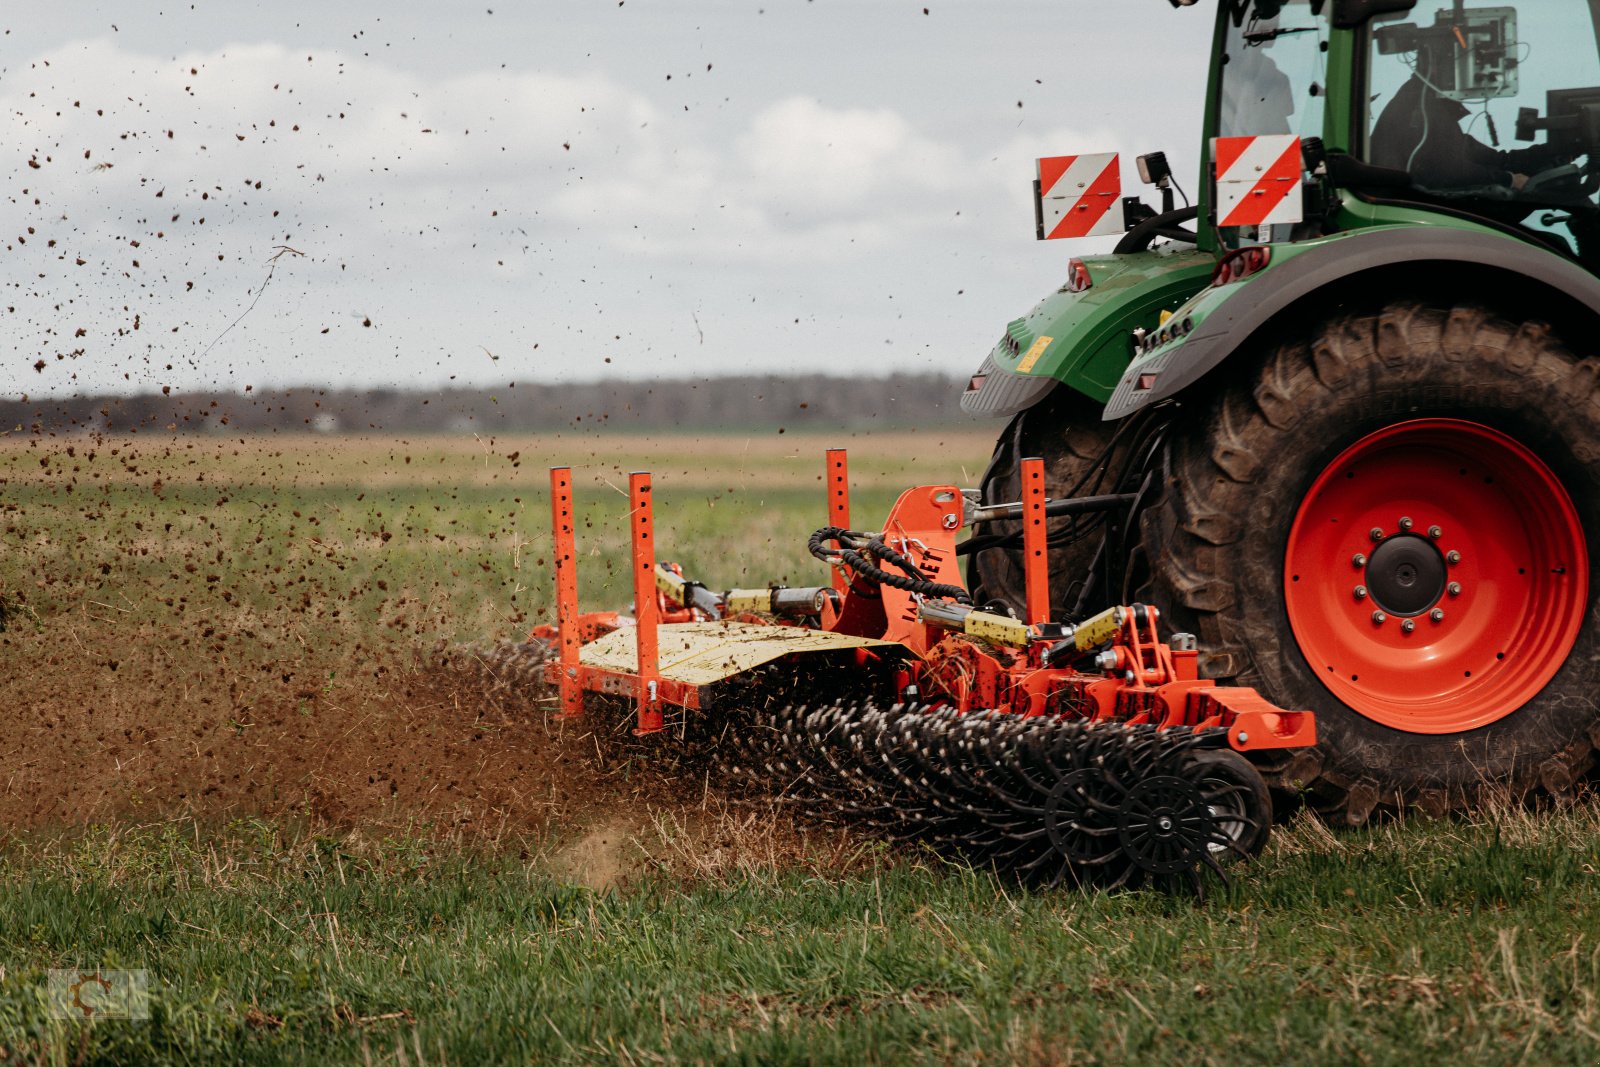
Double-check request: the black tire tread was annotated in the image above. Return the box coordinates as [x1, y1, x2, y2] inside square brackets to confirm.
[971, 389, 1118, 618]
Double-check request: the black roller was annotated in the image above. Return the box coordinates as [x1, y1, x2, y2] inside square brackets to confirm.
[722, 701, 1273, 896]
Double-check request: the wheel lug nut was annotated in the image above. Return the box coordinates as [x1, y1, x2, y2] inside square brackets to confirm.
[1446, 550, 1462, 565]
[1428, 525, 1443, 539]
[1399, 516, 1414, 532]
[1447, 582, 1461, 596]
[1370, 527, 1385, 542]
[1401, 619, 1415, 633]
[1352, 553, 1368, 567]
[1372, 610, 1387, 625]
[1354, 585, 1368, 600]
[1430, 608, 1445, 622]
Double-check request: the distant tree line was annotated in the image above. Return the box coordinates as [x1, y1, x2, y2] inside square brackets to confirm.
[3, 373, 980, 435]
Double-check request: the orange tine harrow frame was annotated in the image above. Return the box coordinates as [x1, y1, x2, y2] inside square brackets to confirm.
[549, 454, 857, 735]
[1020, 456, 1050, 627]
[826, 448, 851, 595]
[629, 472, 665, 735]
[549, 467, 584, 719]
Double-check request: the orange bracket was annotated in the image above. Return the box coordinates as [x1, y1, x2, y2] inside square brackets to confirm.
[549, 467, 583, 718]
[630, 471, 664, 735]
[826, 448, 850, 595]
[1020, 456, 1049, 626]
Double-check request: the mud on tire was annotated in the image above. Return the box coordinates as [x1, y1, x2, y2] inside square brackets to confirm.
[1144, 302, 1600, 824]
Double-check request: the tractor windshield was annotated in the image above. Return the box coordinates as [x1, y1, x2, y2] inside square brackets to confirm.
[1218, 0, 1329, 141]
[1364, 2, 1600, 262]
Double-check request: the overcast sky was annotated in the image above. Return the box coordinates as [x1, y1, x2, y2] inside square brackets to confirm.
[2, 1, 1207, 398]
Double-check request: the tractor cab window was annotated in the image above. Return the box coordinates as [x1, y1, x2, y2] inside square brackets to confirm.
[1364, 2, 1600, 261]
[1218, 0, 1329, 141]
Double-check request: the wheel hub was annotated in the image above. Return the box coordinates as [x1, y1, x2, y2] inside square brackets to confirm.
[1283, 418, 1588, 734]
[1365, 534, 1446, 617]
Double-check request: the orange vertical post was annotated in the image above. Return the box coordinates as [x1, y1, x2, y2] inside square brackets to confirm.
[549, 466, 583, 718]
[825, 448, 850, 594]
[630, 471, 664, 735]
[1020, 456, 1050, 626]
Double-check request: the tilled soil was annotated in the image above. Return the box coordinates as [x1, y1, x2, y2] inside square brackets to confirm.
[1, 620, 699, 842]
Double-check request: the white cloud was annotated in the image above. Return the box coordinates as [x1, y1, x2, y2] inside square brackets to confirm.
[737, 96, 967, 210]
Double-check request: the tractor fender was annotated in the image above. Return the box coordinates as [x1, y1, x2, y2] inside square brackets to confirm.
[1102, 226, 1600, 420]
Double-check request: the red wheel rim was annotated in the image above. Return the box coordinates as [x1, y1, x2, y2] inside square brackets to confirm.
[1284, 419, 1588, 734]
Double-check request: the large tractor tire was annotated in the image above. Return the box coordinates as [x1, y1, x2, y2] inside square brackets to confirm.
[969, 389, 1118, 618]
[1145, 302, 1600, 824]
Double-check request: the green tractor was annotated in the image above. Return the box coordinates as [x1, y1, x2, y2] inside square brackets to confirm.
[962, 0, 1600, 824]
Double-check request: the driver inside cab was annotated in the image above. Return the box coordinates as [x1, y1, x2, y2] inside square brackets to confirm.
[1370, 25, 1563, 191]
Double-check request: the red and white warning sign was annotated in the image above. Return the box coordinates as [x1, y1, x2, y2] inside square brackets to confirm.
[1035, 153, 1124, 240]
[1213, 134, 1303, 228]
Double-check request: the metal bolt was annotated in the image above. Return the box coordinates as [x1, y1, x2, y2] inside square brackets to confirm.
[1447, 550, 1462, 565]
[1399, 516, 1414, 532]
[1370, 527, 1385, 542]
[1401, 619, 1415, 633]
[1448, 582, 1462, 597]
[1354, 585, 1368, 600]
[1372, 610, 1387, 624]
[1352, 553, 1368, 567]
[1428, 525, 1443, 539]
[1430, 608, 1445, 622]
[1236, 732, 1249, 744]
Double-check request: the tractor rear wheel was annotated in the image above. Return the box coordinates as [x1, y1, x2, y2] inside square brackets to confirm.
[1145, 302, 1600, 824]
[969, 388, 1118, 618]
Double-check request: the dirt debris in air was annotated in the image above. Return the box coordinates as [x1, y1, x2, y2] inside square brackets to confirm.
[0, 618, 867, 884]
[1, 624, 675, 838]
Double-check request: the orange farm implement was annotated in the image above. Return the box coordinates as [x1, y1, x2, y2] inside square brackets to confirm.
[536, 450, 1316, 892]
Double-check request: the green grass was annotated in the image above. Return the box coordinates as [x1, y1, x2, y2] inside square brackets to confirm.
[3, 811, 1599, 1065]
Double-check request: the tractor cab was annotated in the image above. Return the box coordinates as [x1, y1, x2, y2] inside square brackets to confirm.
[1202, 0, 1600, 257]
[963, 0, 1600, 423]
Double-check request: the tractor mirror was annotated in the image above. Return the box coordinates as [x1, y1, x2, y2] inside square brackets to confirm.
[1373, 22, 1418, 54]
[1331, 0, 1415, 29]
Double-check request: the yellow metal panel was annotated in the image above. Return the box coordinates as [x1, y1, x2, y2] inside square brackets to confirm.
[723, 589, 773, 614]
[1016, 334, 1054, 373]
[1072, 606, 1124, 651]
[579, 621, 897, 685]
[964, 610, 1031, 649]
[655, 565, 687, 605]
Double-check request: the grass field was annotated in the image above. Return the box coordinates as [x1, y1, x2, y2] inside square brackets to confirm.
[4, 430, 1600, 1065]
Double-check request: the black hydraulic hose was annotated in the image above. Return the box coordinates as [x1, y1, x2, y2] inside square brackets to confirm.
[1113, 205, 1200, 254]
[809, 527, 971, 603]
[956, 493, 1141, 556]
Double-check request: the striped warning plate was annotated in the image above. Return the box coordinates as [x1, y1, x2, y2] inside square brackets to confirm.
[1036, 153, 1124, 240]
[1213, 134, 1303, 228]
